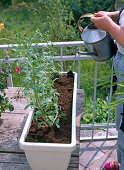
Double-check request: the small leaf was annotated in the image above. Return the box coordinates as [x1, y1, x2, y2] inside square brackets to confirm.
[55, 118, 60, 128]
[36, 110, 42, 118]
[25, 103, 32, 110]
[8, 104, 14, 111]
[59, 113, 67, 117]
[49, 115, 54, 121]
[49, 122, 53, 127]
[38, 122, 42, 128]
[56, 123, 60, 128]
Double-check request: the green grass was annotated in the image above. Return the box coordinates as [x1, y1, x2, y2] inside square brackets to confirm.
[0, 1, 80, 44]
[0, 2, 44, 44]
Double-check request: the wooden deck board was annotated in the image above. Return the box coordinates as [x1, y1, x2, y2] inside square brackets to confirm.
[0, 87, 84, 170]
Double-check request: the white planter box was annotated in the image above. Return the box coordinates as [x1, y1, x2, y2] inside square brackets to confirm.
[19, 72, 77, 170]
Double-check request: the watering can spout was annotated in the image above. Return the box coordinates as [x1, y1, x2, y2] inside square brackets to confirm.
[78, 51, 97, 56]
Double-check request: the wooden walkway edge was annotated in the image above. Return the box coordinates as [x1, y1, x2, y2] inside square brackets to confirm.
[0, 88, 84, 170]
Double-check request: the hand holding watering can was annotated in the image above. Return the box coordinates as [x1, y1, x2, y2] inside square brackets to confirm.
[90, 12, 114, 32]
[78, 13, 117, 62]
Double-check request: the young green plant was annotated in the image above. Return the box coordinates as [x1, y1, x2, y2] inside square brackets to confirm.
[13, 31, 65, 128]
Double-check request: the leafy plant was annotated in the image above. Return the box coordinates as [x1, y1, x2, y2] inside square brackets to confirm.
[13, 31, 66, 128]
[0, 0, 11, 8]
[82, 96, 115, 124]
[0, 60, 14, 114]
[30, 0, 79, 42]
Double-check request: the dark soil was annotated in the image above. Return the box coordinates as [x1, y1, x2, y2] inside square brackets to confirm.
[26, 72, 74, 144]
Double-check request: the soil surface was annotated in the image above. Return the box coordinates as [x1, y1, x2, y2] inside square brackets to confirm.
[26, 72, 74, 144]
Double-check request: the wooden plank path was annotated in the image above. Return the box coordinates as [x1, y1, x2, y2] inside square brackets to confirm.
[0, 87, 84, 170]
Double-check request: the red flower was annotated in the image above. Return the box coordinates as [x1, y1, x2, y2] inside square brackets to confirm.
[15, 67, 20, 74]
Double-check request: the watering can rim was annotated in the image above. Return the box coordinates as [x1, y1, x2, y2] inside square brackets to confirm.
[81, 23, 110, 44]
[78, 14, 109, 44]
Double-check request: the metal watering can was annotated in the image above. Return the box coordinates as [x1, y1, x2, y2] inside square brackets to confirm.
[78, 14, 117, 62]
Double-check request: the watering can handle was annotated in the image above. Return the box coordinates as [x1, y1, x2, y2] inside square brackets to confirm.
[78, 13, 94, 32]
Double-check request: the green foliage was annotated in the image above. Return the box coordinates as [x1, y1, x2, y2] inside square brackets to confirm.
[12, 31, 65, 128]
[11, 0, 39, 3]
[82, 96, 115, 124]
[68, 0, 115, 27]
[0, 60, 14, 114]
[0, 0, 11, 8]
[115, 0, 124, 10]
[77, 60, 112, 99]
[0, 0, 79, 45]
[0, 0, 39, 7]
[31, 0, 79, 42]
[0, 61, 8, 91]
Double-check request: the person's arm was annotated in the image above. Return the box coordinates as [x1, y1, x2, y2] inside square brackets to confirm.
[109, 11, 119, 21]
[108, 21, 124, 48]
[91, 12, 124, 48]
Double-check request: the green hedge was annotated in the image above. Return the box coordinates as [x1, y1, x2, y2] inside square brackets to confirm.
[68, 0, 116, 27]
[0, 0, 39, 8]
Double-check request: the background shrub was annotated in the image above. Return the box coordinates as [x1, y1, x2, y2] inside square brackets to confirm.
[68, 0, 116, 28]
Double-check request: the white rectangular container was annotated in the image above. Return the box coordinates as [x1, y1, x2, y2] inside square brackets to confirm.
[19, 72, 77, 170]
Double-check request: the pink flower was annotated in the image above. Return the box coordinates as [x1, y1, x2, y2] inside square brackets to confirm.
[0, 70, 3, 73]
[15, 67, 20, 74]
